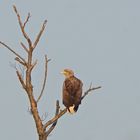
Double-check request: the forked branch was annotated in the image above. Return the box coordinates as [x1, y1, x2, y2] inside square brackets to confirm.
[0, 41, 26, 65]
[44, 85, 101, 129]
[13, 5, 32, 47]
[45, 100, 60, 137]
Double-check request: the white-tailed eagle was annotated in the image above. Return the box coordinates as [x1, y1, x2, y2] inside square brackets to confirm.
[61, 69, 83, 114]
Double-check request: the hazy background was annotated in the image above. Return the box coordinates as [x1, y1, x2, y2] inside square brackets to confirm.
[0, 0, 140, 140]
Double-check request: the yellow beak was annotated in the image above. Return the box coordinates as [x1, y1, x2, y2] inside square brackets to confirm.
[61, 71, 66, 75]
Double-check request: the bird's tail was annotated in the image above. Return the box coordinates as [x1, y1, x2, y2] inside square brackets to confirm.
[67, 104, 79, 114]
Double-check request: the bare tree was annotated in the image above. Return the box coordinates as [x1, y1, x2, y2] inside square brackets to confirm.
[0, 6, 101, 140]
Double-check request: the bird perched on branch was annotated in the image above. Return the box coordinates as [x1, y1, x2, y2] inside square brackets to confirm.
[61, 69, 83, 114]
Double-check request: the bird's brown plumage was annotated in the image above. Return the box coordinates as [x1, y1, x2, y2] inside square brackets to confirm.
[61, 69, 83, 113]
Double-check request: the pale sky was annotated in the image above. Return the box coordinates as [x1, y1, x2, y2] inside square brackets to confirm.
[0, 0, 140, 140]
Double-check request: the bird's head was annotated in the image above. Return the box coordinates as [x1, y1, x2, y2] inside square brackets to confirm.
[61, 69, 74, 78]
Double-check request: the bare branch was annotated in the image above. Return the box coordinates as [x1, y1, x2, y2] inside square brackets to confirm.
[19, 64, 26, 79]
[81, 85, 101, 100]
[13, 5, 32, 47]
[37, 55, 51, 103]
[15, 57, 26, 66]
[20, 42, 29, 53]
[0, 41, 26, 64]
[43, 86, 101, 129]
[23, 13, 31, 29]
[16, 70, 26, 90]
[30, 59, 38, 71]
[44, 108, 67, 130]
[12, 6, 45, 137]
[45, 100, 60, 137]
[33, 20, 47, 49]
[1, 5, 49, 140]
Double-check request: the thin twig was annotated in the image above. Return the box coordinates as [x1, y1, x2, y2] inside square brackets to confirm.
[19, 64, 25, 79]
[13, 5, 32, 47]
[30, 60, 38, 71]
[43, 85, 101, 129]
[15, 57, 26, 66]
[23, 13, 31, 29]
[20, 42, 29, 53]
[37, 55, 51, 103]
[33, 20, 47, 49]
[81, 86, 101, 100]
[45, 100, 60, 137]
[0, 41, 26, 64]
[16, 70, 26, 90]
